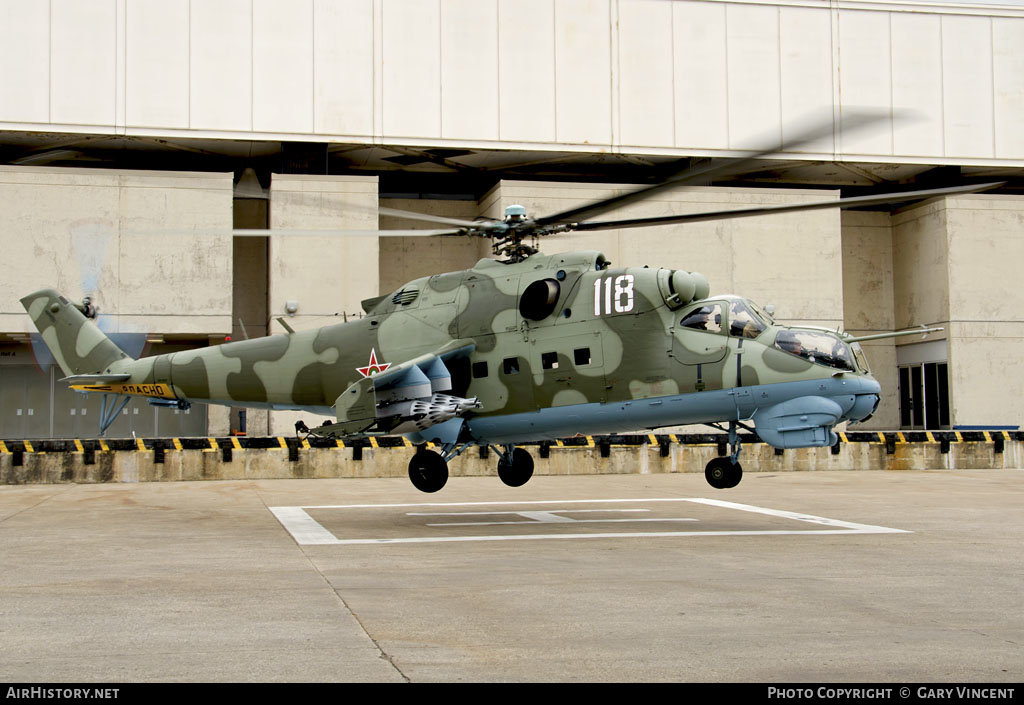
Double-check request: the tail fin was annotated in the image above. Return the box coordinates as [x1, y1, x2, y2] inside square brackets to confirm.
[20, 289, 132, 377]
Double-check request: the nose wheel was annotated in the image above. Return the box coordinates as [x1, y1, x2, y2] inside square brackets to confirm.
[704, 420, 746, 489]
[408, 447, 449, 493]
[705, 456, 742, 489]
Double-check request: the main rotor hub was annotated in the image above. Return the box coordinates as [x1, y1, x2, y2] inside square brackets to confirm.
[503, 204, 527, 222]
[491, 204, 540, 262]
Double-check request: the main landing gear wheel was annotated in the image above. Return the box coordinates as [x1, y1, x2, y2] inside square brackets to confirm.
[408, 448, 449, 493]
[497, 447, 534, 487]
[705, 456, 742, 490]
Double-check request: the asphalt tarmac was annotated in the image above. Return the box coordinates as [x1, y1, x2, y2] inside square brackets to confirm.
[1, 469, 1021, 683]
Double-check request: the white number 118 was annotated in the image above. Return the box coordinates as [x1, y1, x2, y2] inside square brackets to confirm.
[593, 274, 635, 316]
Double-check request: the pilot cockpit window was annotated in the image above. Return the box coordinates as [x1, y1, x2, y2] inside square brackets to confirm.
[680, 303, 723, 334]
[728, 300, 766, 339]
[774, 330, 854, 371]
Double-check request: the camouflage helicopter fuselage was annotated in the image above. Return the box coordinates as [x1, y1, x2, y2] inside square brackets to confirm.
[22, 250, 880, 459]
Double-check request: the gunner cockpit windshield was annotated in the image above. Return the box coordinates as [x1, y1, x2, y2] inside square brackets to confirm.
[774, 329, 854, 372]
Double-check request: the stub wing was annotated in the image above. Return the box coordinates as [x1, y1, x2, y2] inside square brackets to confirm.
[320, 342, 480, 439]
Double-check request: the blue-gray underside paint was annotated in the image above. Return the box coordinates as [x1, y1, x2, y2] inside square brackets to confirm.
[464, 377, 881, 445]
[200, 377, 880, 450]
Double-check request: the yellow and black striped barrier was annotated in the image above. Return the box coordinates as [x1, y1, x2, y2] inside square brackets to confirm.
[0, 429, 1018, 466]
[1, 429, 1019, 486]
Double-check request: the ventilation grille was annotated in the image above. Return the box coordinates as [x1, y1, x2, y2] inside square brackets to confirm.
[392, 289, 419, 306]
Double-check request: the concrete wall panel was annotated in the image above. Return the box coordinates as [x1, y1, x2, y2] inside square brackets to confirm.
[313, 0, 374, 136]
[726, 3, 781, 149]
[382, 0, 441, 139]
[554, 0, 612, 146]
[0, 0, 1021, 167]
[993, 17, 1024, 158]
[892, 201, 949, 331]
[190, 0, 252, 131]
[0, 167, 233, 335]
[441, 0, 499, 141]
[948, 325, 1024, 428]
[891, 13, 943, 158]
[617, 0, 674, 148]
[780, 6, 834, 151]
[126, 0, 189, 128]
[0, 171, 119, 333]
[945, 195, 1024, 322]
[941, 15, 994, 158]
[50, 0, 116, 127]
[837, 10, 892, 156]
[841, 211, 895, 333]
[672, 1, 728, 150]
[115, 177, 233, 331]
[498, 0, 556, 143]
[253, 0, 314, 134]
[0, 0, 50, 124]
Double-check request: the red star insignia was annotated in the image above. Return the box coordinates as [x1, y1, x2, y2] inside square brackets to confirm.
[356, 348, 391, 378]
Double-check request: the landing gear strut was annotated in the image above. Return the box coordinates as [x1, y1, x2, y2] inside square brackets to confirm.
[704, 421, 744, 489]
[496, 446, 534, 487]
[408, 446, 449, 493]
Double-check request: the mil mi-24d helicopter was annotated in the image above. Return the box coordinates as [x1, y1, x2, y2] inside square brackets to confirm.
[21, 115, 1002, 492]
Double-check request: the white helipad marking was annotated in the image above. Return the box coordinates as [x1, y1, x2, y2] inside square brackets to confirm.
[269, 498, 909, 546]
[412, 508, 700, 527]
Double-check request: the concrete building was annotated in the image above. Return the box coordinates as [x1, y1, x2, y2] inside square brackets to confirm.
[0, 0, 1021, 437]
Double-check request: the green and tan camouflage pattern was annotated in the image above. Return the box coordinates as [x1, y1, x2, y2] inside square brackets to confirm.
[19, 290, 130, 377]
[22, 250, 867, 435]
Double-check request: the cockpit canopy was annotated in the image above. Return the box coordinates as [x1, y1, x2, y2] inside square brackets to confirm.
[774, 329, 855, 372]
[675, 297, 870, 374]
[678, 298, 768, 339]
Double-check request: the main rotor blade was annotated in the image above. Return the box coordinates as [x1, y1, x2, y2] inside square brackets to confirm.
[378, 207, 491, 229]
[534, 110, 892, 227]
[233, 228, 461, 237]
[571, 182, 1005, 233]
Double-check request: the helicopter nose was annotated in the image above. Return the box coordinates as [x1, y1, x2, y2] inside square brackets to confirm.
[849, 392, 880, 423]
[847, 377, 881, 422]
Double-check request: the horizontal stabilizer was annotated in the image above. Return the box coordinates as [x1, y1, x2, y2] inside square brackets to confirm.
[61, 373, 132, 385]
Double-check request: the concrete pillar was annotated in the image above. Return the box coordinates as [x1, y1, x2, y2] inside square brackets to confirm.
[893, 193, 1024, 430]
[944, 195, 1024, 428]
[841, 210, 898, 429]
[266, 174, 379, 435]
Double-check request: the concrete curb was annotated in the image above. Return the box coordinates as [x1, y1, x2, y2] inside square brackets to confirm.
[1, 433, 1020, 484]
